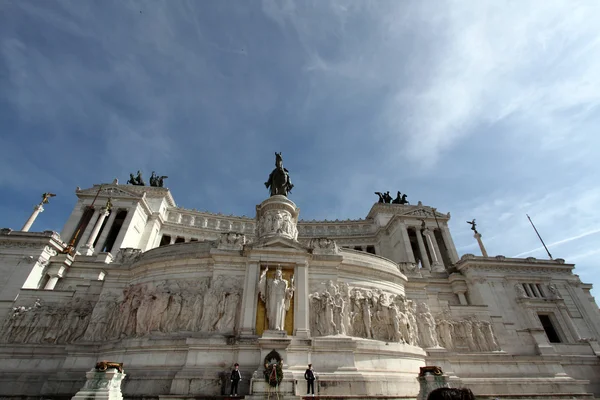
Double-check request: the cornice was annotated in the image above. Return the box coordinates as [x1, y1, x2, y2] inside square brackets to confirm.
[0, 229, 66, 251]
[76, 184, 176, 207]
[366, 202, 450, 220]
[455, 254, 574, 275]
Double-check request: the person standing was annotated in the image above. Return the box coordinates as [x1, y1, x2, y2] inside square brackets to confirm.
[230, 363, 242, 396]
[304, 364, 316, 396]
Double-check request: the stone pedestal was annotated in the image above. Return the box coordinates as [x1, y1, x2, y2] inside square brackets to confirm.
[417, 371, 450, 400]
[72, 368, 125, 400]
[256, 195, 299, 240]
[250, 334, 295, 397]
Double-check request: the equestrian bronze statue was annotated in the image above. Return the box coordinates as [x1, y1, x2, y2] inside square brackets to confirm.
[265, 152, 294, 197]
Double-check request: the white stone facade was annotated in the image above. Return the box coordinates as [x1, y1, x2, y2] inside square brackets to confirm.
[0, 182, 598, 398]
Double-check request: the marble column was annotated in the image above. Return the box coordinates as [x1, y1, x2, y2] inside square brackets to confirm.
[111, 208, 136, 251]
[21, 204, 44, 232]
[423, 229, 444, 272]
[431, 232, 445, 268]
[415, 227, 431, 271]
[44, 265, 66, 290]
[44, 275, 60, 290]
[83, 208, 110, 256]
[240, 262, 259, 336]
[474, 233, 488, 257]
[79, 208, 101, 250]
[294, 261, 310, 338]
[94, 209, 118, 253]
[398, 223, 416, 263]
[441, 226, 459, 264]
[457, 292, 468, 305]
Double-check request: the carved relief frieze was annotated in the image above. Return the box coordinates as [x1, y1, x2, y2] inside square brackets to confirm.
[257, 208, 298, 240]
[308, 282, 423, 346]
[78, 275, 243, 342]
[0, 298, 94, 344]
[434, 310, 502, 352]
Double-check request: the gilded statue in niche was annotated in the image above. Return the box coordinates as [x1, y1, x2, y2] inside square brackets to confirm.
[256, 266, 295, 336]
[258, 266, 295, 331]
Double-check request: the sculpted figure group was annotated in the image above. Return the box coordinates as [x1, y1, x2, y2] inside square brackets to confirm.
[1, 298, 93, 344]
[126, 170, 168, 187]
[84, 276, 242, 341]
[0, 276, 243, 344]
[308, 282, 501, 353]
[258, 210, 297, 239]
[434, 311, 501, 352]
[375, 191, 409, 205]
[309, 282, 424, 345]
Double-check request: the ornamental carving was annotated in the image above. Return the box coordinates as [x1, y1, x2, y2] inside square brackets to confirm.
[257, 209, 298, 240]
[114, 248, 143, 265]
[515, 284, 528, 298]
[309, 237, 339, 254]
[547, 283, 562, 299]
[434, 312, 501, 352]
[75, 276, 243, 342]
[308, 282, 424, 347]
[218, 232, 246, 250]
[0, 298, 94, 344]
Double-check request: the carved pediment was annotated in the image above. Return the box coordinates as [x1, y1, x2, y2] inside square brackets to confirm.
[248, 236, 309, 252]
[77, 185, 141, 199]
[401, 208, 447, 219]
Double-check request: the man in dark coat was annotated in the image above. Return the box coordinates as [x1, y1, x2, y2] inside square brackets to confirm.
[230, 363, 242, 396]
[304, 363, 316, 395]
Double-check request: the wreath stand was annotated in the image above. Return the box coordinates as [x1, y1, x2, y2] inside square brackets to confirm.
[266, 384, 280, 400]
[266, 363, 281, 400]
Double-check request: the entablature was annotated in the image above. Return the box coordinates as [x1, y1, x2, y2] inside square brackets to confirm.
[455, 254, 574, 276]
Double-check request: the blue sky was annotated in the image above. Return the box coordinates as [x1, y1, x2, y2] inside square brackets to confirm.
[1, 1, 599, 296]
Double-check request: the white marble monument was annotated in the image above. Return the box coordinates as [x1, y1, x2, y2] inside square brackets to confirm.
[0, 156, 599, 398]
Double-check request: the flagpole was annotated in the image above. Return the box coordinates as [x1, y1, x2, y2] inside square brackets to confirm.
[526, 214, 552, 260]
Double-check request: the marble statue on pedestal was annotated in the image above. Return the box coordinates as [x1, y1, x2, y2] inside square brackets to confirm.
[258, 266, 295, 331]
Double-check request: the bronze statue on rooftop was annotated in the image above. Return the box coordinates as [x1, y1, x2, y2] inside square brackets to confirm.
[265, 152, 294, 197]
[467, 219, 478, 234]
[127, 171, 145, 186]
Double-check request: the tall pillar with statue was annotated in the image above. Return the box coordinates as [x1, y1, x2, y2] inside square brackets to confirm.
[246, 152, 306, 398]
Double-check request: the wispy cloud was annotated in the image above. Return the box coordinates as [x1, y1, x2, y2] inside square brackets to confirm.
[513, 228, 600, 258]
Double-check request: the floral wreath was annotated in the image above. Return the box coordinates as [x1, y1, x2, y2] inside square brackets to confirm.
[263, 351, 284, 387]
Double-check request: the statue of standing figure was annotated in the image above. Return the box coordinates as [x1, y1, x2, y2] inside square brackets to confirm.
[265, 152, 294, 197]
[466, 219, 478, 234]
[258, 266, 295, 331]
